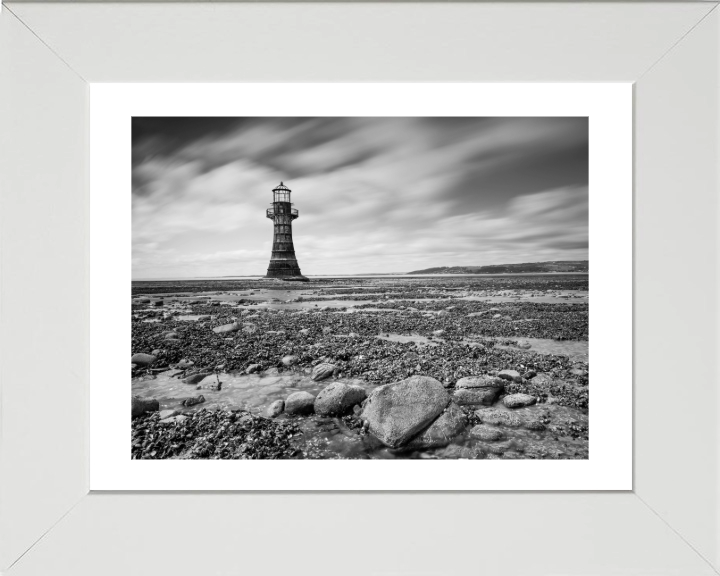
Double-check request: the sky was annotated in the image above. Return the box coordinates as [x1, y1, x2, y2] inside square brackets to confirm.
[132, 117, 588, 279]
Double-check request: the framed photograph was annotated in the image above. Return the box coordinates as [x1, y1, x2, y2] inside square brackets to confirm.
[90, 83, 631, 491]
[2, 2, 718, 575]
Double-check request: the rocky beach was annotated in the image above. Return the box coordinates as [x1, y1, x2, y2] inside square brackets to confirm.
[131, 274, 589, 460]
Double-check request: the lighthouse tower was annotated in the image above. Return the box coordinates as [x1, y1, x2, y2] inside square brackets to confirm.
[264, 182, 308, 281]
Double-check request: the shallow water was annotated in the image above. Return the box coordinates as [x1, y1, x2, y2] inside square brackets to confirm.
[376, 333, 437, 346]
[133, 370, 588, 459]
[134, 287, 588, 310]
[496, 337, 589, 362]
[461, 290, 588, 305]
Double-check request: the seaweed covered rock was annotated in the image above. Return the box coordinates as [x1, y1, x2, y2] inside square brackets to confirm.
[361, 375, 450, 448]
[314, 382, 367, 416]
[311, 363, 336, 382]
[132, 409, 301, 459]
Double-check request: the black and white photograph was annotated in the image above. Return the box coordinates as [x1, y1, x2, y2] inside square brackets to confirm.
[131, 116, 589, 460]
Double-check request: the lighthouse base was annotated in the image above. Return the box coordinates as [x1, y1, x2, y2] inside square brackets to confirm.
[265, 261, 309, 281]
[271, 275, 310, 282]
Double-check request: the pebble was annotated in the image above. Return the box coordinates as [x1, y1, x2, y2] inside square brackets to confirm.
[266, 399, 285, 418]
[285, 391, 315, 415]
[281, 355, 297, 367]
[470, 425, 504, 442]
[182, 395, 206, 407]
[131, 353, 157, 368]
[213, 322, 241, 334]
[503, 393, 537, 409]
[311, 363, 336, 382]
[314, 382, 367, 416]
[182, 372, 212, 385]
[498, 369, 522, 383]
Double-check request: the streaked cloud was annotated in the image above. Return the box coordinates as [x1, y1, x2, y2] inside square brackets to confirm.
[132, 117, 588, 278]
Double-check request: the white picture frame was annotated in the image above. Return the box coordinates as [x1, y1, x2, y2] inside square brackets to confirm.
[1, 2, 718, 575]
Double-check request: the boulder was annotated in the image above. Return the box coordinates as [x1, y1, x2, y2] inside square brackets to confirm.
[266, 399, 285, 418]
[498, 369, 522, 383]
[523, 370, 537, 380]
[453, 387, 501, 406]
[470, 424, 504, 442]
[314, 382, 367, 416]
[175, 359, 194, 369]
[131, 353, 156, 368]
[516, 340, 532, 350]
[405, 402, 467, 449]
[281, 355, 298, 367]
[183, 372, 212, 385]
[455, 375, 505, 389]
[285, 391, 315, 415]
[131, 396, 159, 419]
[432, 330, 444, 337]
[503, 393, 537, 409]
[361, 375, 450, 448]
[213, 322, 241, 334]
[311, 363, 336, 382]
[245, 364, 262, 374]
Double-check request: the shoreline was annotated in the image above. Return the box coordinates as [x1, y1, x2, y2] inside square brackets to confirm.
[131, 275, 589, 460]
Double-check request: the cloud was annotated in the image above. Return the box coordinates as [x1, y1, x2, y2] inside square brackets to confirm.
[132, 117, 588, 278]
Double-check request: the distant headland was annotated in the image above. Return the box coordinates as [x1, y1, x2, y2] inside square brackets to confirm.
[407, 260, 588, 275]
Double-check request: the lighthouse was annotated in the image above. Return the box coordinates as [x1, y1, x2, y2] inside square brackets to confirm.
[264, 182, 308, 281]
